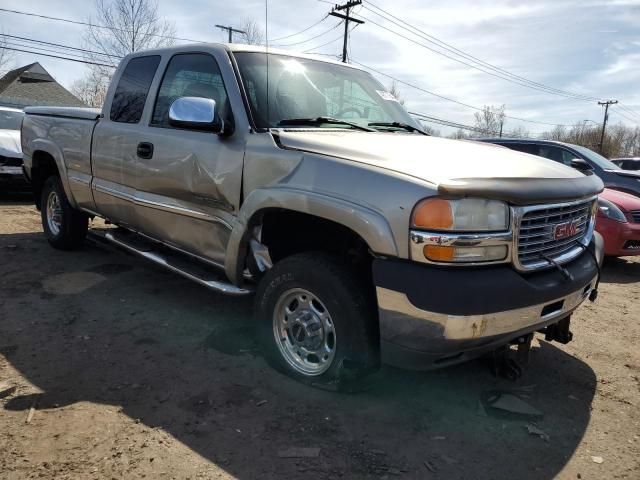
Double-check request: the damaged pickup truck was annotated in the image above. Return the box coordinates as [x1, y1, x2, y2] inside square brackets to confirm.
[21, 44, 604, 386]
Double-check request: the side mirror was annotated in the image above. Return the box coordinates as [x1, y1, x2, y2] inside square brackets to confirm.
[169, 97, 224, 133]
[570, 158, 593, 172]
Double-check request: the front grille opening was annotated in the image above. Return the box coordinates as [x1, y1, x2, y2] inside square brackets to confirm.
[518, 201, 593, 269]
[541, 300, 564, 318]
[630, 210, 640, 224]
[624, 240, 640, 250]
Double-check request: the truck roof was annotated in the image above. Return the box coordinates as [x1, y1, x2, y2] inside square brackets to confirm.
[124, 42, 365, 71]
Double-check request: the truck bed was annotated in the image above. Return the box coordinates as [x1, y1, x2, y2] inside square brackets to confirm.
[25, 106, 101, 120]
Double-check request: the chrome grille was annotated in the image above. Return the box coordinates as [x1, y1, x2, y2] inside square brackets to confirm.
[630, 210, 640, 223]
[517, 200, 594, 270]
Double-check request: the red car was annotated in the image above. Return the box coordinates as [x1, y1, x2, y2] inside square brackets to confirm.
[596, 188, 640, 256]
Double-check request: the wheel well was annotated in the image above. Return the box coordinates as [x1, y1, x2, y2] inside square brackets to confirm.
[253, 209, 374, 276]
[31, 151, 59, 209]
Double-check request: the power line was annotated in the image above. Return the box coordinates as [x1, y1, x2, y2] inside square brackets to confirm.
[269, 15, 329, 42]
[0, 46, 115, 67]
[303, 24, 358, 53]
[611, 106, 639, 125]
[352, 59, 576, 127]
[0, 7, 207, 44]
[1, 34, 121, 59]
[355, 11, 600, 103]
[359, 1, 602, 102]
[617, 103, 640, 122]
[273, 20, 344, 47]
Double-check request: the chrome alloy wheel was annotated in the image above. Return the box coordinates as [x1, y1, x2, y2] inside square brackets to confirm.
[273, 288, 336, 376]
[46, 190, 63, 236]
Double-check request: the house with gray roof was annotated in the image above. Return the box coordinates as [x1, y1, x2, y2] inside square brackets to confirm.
[0, 62, 85, 109]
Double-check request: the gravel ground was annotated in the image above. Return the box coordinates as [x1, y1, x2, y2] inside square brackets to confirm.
[1, 192, 639, 480]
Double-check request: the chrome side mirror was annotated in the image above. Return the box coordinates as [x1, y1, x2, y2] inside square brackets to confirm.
[169, 97, 223, 133]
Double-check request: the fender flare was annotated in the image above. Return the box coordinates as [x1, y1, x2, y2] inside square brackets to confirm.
[224, 187, 399, 284]
[28, 138, 78, 208]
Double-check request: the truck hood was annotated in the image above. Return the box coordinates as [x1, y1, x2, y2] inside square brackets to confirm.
[0, 129, 21, 157]
[605, 168, 640, 180]
[600, 188, 640, 211]
[275, 130, 603, 204]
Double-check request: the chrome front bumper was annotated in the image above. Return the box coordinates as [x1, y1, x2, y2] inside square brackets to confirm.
[378, 278, 594, 354]
[373, 236, 603, 370]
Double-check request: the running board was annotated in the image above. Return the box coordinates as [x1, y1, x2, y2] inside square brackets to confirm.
[89, 228, 252, 296]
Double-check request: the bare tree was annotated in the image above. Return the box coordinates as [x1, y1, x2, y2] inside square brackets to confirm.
[506, 125, 530, 139]
[421, 125, 440, 136]
[240, 18, 264, 45]
[73, 0, 176, 108]
[387, 81, 405, 106]
[0, 27, 15, 73]
[71, 68, 110, 107]
[473, 105, 505, 136]
[448, 128, 470, 140]
[85, 0, 176, 64]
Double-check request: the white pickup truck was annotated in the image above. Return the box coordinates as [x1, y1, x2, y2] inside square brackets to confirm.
[21, 44, 604, 387]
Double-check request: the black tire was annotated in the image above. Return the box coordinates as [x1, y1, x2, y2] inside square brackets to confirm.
[40, 175, 88, 250]
[255, 252, 380, 390]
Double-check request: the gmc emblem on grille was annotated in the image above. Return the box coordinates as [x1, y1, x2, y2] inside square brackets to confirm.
[554, 221, 578, 240]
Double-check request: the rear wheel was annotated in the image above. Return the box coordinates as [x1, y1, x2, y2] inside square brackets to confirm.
[255, 252, 379, 390]
[41, 176, 88, 250]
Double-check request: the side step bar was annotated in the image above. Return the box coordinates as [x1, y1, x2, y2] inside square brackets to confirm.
[89, 228, 253, 296]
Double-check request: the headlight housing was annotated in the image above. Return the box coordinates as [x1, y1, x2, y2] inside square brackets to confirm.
[410, 197, 510, 264]
[412, 198, 509, 231]
[597, 198, 627, 223]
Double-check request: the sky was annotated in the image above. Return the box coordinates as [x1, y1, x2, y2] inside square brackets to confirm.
[1, 0, 639, 135]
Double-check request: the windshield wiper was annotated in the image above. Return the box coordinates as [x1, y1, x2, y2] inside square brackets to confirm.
[368, 121, 429, 135]
[278, 117, 376, 132]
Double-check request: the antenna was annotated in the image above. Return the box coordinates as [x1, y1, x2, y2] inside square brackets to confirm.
[265, 0, 270, 128]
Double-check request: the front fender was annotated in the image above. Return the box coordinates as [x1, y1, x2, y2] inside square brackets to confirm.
[224, 187, 399, 284]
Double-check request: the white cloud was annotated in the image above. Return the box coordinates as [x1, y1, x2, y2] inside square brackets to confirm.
[0, 0, 638, 132]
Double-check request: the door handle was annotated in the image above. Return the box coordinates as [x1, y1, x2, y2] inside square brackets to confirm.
[137, 142, 154, 159]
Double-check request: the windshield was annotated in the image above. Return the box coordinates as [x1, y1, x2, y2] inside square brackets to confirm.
[572, 144, 621, 170]
[233, 52, 422, 131]
[0, 109, 23, 130]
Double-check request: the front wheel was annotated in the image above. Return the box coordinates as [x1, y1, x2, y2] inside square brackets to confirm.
[255, 253, 379, 389]
[41, 176, 88, 250]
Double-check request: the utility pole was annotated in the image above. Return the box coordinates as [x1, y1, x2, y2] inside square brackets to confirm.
[329, 1, 364, 63]
[598, 100, 618, 155]
[215, 24, 246, 43]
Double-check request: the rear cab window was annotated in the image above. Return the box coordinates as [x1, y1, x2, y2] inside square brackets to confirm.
[110, 56, 161, 123]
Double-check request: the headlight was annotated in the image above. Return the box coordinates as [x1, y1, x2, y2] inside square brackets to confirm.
[410, 197, 510, 264]
[597, 198, 627, 223]
[412, 198, 509, 231]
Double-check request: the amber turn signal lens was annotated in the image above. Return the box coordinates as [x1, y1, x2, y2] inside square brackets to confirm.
[413, 198, 453, 229]
[424, 245, 455, 261]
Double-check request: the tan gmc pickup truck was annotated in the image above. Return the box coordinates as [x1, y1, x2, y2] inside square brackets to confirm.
[21, 43, 604, 387]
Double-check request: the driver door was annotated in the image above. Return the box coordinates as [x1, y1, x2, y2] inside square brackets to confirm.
[132, 52, 244, 266]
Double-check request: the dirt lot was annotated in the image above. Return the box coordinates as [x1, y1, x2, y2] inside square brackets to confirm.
[0, 193, 639, 480]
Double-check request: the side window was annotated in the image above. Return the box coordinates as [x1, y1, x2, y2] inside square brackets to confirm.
[505, 143, 540, 156]
[151, 53, 229, 128]
[559, 149, 578, 166]
[537, 146, 565, 164]
[110, 56, 161, 123]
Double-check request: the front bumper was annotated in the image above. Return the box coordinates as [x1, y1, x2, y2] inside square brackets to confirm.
[596, 217, 640, 256]
[374, 234, 604, 370]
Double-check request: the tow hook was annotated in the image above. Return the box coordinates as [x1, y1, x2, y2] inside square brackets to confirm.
[543, 316, 573, 344]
